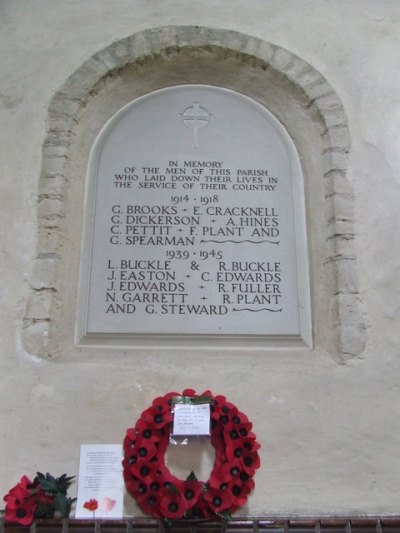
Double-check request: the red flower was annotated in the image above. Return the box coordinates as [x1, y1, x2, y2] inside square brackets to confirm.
[4, 494, 36, 526]
[129, 461, 160, 482]
[3, 476, 37, 526]
[182, 480, 203, 509]
[182, 388, 196, 397]
[135, 418, 162, 445]
[139, 492, 163, 518]
[83, 499, 98, 512]
[226, 437, 260, 465]
[160, 492, 188, 519]
[143, 406, 172, 429]
[187, 497, 214, 519]
[124, 439, 159, 470]
[204, 487, 234, 513]
[241, 449, 261, 475]
[230, 481, 252, 507]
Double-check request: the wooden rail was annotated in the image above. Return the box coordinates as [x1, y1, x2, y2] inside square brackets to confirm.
[1, 517, 400, 533]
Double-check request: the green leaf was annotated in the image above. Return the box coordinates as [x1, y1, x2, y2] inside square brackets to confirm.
[55, 474, 75, 494]
[38, 473, 58, 493]
[171, 396, 212, 405]
[216, 511, 232, 522]
[186, 471, 198, 482]
[55, 493, 68, 517]
[34, 501, 55, 519]
[166, 483, 179, 495]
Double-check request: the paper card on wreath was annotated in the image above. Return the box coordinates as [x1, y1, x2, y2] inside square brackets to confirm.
[75, 444, 124, 519]
[172, 403, 211, 436]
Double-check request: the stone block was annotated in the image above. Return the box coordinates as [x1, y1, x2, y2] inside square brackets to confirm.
[92, 49, 119, 71]
[59, 62, 104, 100]
[333, 193, 354, 221]
[324, 170, 353, 197]
[25, 291, 53, 320]
[48, 94, 83, 118]
[253, 40, 275, 64]
[220, 30, 248, 55]
[128, 31, 153, 59]
[43, 145, 69, 159]
[304, 80, 334, 101]
[323, 125, 351, 151]
[38, 198, 65, 219]
[22, 320, 49, 357]
[285, 57, 311, 83]
[270, 48, 295, 73]
[337, 294, 363, 326]
[339, 325, 366, 357]
[47, 115, 75, 135]
[31, 258, 58, 289]
[241, 36, 264, 59]
[312, 92, 346, 112]
[39, 176, 66, 198]
[107, 38, 133, 67]
[322, 149, 348, 173]
[296, 66, 324, 90]
[41, 156, 66, 177]
[37, 229, 61, 256]
[333, 236, 357, 259]
[337, 259, 360, 294]
[321, 106, 347, 128]
[326, 219, 355, 239]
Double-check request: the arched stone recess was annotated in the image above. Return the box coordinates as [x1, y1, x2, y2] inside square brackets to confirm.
[22, 25, 366, 361]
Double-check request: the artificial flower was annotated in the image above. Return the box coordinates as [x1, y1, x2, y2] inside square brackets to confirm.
[123, 390, 260, 520]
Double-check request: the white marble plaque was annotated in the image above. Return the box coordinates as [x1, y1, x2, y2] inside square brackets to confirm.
[77, 85, 311, 344]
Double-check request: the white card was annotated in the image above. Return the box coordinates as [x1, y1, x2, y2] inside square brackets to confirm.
[75, 444, 124, 519]
[172, 403, 211, 435]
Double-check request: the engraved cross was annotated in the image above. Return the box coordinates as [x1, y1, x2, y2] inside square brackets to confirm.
[180, 102, 213, 148]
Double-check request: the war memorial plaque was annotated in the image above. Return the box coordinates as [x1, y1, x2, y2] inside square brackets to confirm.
[78, 85, 311, 344]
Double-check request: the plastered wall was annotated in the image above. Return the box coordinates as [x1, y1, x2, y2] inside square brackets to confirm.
[1, 0, 400, 516]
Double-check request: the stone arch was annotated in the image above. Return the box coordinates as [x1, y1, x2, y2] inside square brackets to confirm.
[23, 25, 366, 361]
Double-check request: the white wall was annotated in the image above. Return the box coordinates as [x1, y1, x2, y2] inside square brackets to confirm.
[1, 0, 400, 516]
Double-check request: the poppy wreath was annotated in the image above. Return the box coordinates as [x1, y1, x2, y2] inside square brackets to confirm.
[122, 389, 260, 520]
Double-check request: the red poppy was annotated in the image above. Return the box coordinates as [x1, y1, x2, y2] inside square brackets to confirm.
[209, 461, 232, 491]
[83, 499, 98, 512]
[129, 460, 160, 482]
[133, 480, 152, 503]
[188, 497, 214, 519]
[139, 492, 163, 518]
[182, 388, 196, 397]
[3, 479, 29, 503]
[223, 421, 253, 444]
[127, 439, 159, 465]
[226, 437, 260, 463]
[160, 492, 188, 519]
[135, 418, 162, 445]
[182, 480, 203, 509]
[3, 476, 38, 526]
[204, 487, 234, 513]
[4, 486, 36, 525]
[4, 493, 36, 526]
[143, 406, 172, 429]
[230, 481, 252, 507]
[241, 449, 261, 475]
